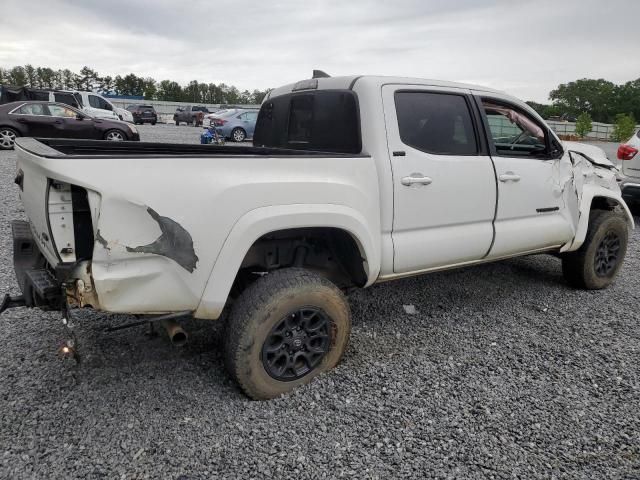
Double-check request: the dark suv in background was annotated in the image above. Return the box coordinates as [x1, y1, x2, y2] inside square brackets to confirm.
[126, 104, 157, 125]
[173, 105, 210, 126]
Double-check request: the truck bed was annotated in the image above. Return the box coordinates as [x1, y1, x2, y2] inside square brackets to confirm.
[20, 138, 363, 158]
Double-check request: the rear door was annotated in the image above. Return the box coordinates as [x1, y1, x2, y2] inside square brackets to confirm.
[476, 95, 574, 258]
[383, 85, 497, 273]
[11, 103, 57, 137]
[240, 111, 258, 136]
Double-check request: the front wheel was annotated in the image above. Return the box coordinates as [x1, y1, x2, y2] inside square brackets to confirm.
[562, 210, 628, 289]
[104, 129, 126, 141]
[231, 127, 246, 142]
[0, 127, 18, 150]
[224, 268, 351, 400]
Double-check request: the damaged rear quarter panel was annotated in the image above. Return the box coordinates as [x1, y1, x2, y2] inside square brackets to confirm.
[46, 154, 378, 315]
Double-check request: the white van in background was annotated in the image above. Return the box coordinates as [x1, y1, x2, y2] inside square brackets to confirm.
[48, 90, 133, 123]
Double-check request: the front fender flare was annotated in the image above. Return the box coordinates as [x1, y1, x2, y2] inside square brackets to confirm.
[562, 185, 634, 252]
[194, 204, 380, 319]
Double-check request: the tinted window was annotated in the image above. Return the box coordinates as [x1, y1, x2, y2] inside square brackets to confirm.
[54, 93, 80, 108]
[481, 99, 546, 156]
[395, 92, 477, 155]
[88, 95, 112, 111]
[254, 90, 361, 154]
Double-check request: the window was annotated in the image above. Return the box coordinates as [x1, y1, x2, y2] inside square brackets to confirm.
[394, 91, 477, 155]
[481, 100, 547, 157]
[245, 111, 258, 122]
[254, 90, 361, 154]
[88, 95, 112, 111]
[16, 103, 48, 116]
[48, 105, 78, 118]
[54, 93, 80, 108]
[287, 96, 314, 144]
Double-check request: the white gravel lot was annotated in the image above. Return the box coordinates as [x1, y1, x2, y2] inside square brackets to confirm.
[0, 129, 638, 479]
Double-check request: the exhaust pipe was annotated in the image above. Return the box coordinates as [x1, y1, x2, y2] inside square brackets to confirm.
[162, 319, 188, 347]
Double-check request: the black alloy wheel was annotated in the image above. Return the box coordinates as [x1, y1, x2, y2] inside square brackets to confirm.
[594, 231, 620, 277]
[261, 307, 331, 381]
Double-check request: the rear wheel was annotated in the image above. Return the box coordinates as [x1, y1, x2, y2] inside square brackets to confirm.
[151, 121, 156, 125]
[224, 268, 351, 400]
[562, 210, 628, 289]
[231, 127, 246, 142]
[0, 127, 18, 150]
[104, 129, 126, 141]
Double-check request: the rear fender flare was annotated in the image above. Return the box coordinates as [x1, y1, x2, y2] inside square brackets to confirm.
[194, 204, 380, 319]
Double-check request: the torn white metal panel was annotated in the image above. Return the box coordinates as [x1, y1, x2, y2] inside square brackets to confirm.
[558, 142, 634, 252]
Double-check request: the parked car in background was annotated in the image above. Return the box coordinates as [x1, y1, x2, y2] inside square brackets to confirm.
[0, 101, 139, 149]
[211, 109, 259, 142]
[1, 86, 124, 121]
[127, 104, 158, 125]
[174, 105, 209, 126]
[618, 129, 640, 205]
[205, 109, 229, 124]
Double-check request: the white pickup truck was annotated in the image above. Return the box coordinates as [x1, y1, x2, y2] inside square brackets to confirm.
[2, 74, 634, 399]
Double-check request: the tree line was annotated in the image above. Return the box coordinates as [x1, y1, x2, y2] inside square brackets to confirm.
[526, 78, 640, 124]
[1, 65, 638, 124]
[0, 65, 270, 105]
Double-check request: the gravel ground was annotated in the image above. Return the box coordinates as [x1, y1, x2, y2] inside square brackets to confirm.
[0, 130, 639, 479]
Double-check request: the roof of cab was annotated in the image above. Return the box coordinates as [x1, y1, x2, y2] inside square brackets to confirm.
[267, 75, 507, 100]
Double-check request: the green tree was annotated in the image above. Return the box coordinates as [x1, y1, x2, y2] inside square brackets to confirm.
[157, 80, 182, 101]
[526, 101, 562, 119]
[611, 114, 636, 142]
[7, 66, 27, 86]
[98, 75, 114, 94]
[615, 79, 640, 124]
[142, 77, 157, 100]
[550, 78, 618, 123]
[24, 64, 37, 87]
[575, 112, 593, 138]
[36, 67, 56, 89]
[78, 66, 99, 91]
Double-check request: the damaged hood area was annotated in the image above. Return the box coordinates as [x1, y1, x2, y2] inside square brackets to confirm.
[562, 141, 616, 169]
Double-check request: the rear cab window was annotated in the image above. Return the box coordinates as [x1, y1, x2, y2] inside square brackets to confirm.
[254, 90, 361, 154]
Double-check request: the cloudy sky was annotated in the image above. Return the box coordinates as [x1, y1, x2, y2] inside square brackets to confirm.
[1, 0, 638, 102]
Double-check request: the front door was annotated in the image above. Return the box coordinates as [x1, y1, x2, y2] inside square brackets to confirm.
[477, 96, 574, 258]
[48, 104, 98, 139]
[383, 85, 497, 273]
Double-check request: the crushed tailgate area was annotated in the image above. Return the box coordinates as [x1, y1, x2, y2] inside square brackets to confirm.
[0, 127, 638, 478]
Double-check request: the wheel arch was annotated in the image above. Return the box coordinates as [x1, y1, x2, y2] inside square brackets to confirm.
[194, 204, 380, 319]
[563, 187, 634, 252]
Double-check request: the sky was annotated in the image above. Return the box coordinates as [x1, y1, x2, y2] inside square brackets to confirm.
[0, 0, 639, 102]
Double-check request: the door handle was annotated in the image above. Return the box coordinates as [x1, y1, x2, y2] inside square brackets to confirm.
[499, 172, 521, 182]
[401, 175, 432, 186]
